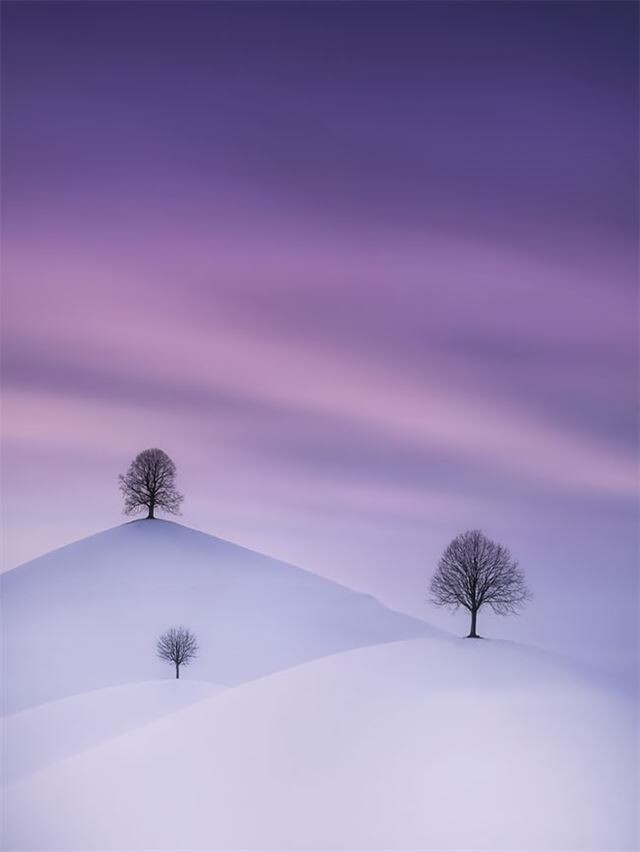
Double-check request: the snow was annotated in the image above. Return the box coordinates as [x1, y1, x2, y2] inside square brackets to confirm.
[3, 637, 636, 850]
[3, 679, 224, 783]
[1, 520, 432, 713]
[2, 520, 637, 850]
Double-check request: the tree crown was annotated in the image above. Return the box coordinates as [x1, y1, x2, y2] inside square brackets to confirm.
[119, 448, 183, 518]
[430, 529, 531, 616]
[156, 626, 198, 667]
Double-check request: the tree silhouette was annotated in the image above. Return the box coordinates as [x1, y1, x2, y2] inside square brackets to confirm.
[430, 529, 531, 638]
[156, 626, 198, 679]
[119, 448, 183, 519]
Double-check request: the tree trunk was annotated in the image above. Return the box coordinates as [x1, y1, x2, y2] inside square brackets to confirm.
[467, 608, 479, 638]
[175, 662, 180, 679]
[148, 503, 155, 519]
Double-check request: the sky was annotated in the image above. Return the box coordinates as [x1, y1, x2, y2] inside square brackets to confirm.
[1, 2, 638, 673]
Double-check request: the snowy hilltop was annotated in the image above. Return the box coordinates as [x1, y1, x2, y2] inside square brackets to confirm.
[2, 519, 433, 712]
[2, 520, 637, 850]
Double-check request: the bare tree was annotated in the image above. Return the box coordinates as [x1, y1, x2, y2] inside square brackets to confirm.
[119, 448, 183, 519]
[430, 529, 531, 638]
[157, 626, 198, 678]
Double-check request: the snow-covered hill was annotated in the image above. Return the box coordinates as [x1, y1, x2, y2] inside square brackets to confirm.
[4, 637, 636, 851]
[1, 519, 433, 712]
[3, 679, 225, 783]
[2, 520, 636, 850]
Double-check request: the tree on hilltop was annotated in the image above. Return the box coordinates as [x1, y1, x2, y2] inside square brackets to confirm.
[119, 448, 183, 519]
[429, 529, 531, 638]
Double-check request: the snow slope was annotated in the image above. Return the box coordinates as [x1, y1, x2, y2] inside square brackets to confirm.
[1, 520, 433, 712]
[4, 637, 636, 851]
[3, 679, 224, 783]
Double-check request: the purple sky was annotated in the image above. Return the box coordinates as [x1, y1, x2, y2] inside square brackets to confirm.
[1, 2, 638, 671]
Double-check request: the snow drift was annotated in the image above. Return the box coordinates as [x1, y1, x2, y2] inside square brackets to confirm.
[4, 637, 636, 850]
[1, 519, 432, 712]
[3, 679, 225, 783]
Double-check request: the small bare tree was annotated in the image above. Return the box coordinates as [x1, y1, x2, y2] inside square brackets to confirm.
[430, 529, 531, 638]
[119, 448, 183, 519]
[157, 626, 198, 678]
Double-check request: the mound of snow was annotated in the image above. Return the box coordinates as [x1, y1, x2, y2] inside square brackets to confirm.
[3, 679, 224, 783]
[4, 637, 636, 851]
[1, 520, 433, 712]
